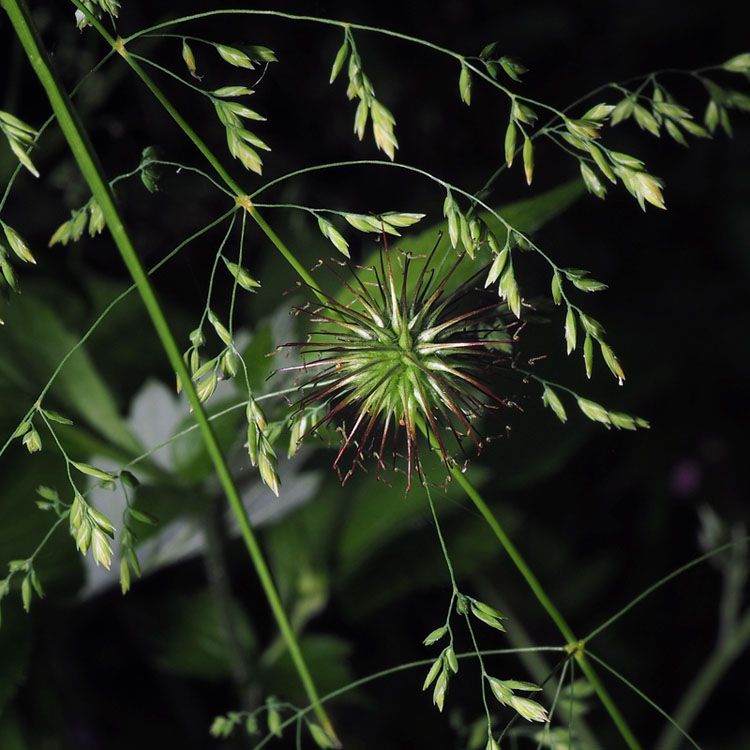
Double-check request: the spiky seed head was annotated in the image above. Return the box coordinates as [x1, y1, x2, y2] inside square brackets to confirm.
[279, 236, 520, 493]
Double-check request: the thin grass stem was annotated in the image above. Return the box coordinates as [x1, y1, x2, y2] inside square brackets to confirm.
[3, 0, 337, 740]
[448, 465, 641, 749]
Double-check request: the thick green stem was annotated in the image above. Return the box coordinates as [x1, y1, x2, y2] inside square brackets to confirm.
[450, 467, 641, 749]
[2, 0, 336, 741]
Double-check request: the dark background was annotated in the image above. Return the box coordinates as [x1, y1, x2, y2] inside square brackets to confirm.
[0, 1, 748, 749]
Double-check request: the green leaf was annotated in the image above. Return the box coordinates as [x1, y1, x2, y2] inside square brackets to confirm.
[583, 332, 594, 378]
[356, 180, 584, 299]
[216, 44, 255, 69]
[609, 411, 637, 430]
[213, 85, 254, 97]
[551, 273, 562, 304]
[317, 216, 350, 257]
[564, 307, 577, 354]
[263, 634, 353, 704]
[582, 102, 615, 121]
[22, 429, 41, 453]
[181, 39, 198, 78]
[542, 385, 567, 423]
[222, 258, 261, 292]
[2, 224, 35, 264]
[245, 45, 277, 63]
[513, 101, 538, 126]
[571, 276, 608, 292]
[470, 603, 507, 631]
[344, 213, 390, 234]
[267, 707, 282, 738]
[579, 313, 605, 338]
[128, 508, 157, 525]
[380, 212, 426, 228]
[41, 408, 73, 425]
[608, 151, 643, 169]
[500, 56, 527, 82]
[329, 40, 349, 84]
[499, 263, 521, 318]
[522, 136, 534, 185]
[459, 63, 472, 105]
[223, 102, 265, 122]
[589, 144, 616, 183]
[423, 626, 448, 646]
[633, 103, 661, 136]
[600, 340, 625, 382]
[509, 694, 548, 722]
[442, 192, 460, 249]
[308, 723, 335, 749]
[471, 599, 506, 620]
[664, 118, 688, 146]
[353, 99, 368, 140]
[11, 420, 31, 439]
[6, 135, 39, 177]
[21, 574, 32, 612]
[577, 397, 611, 426]
[488, 676, 512, 706]
[36, 485, 58, 501]
[148, 591, 257, 679]
[504, 120, 517, 167]
[119, 470, 139, 488]
[0, 292, 143, 455]
[0, 110, 37, 134]
[71, 461, 116, 482]
[723, 52, 750, 72]
[207, 309, 232, 346]
[580, 162, 606, 199]
[119, 556, 131, 594]
[170, 398, 243, 483]
[432, 669, 448, 711]
[502, 679, 542, 691]
[610, 96, 634, 125]
[484, 245, 508, 287]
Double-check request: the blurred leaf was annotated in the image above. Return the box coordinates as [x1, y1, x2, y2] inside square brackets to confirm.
[263, 492, 339, 628]
[0, 711, 27, 750]
[169, 398, 243, 482]
[0, 606, 32, 716]
[339, 180, 585, 305]
[397, 179, 584, 259]
[337, 467, 502, 618]
[239, 320, 274, 393]
[147, 590, 256, 679]
[261, 635, 353, 703]
[0, 448, 83, 591]
[0, 289, 142, 455]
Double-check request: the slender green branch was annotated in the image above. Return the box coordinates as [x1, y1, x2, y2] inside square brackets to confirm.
[448, 466, 641, 749]
[68, 0, 321, 293]
[0, 206, 236, 461]
[248, 645, 565, 750]
[2, 0, 337, 741]
[585, 650, 703, 750]
[585, 538, 748, 642]
[123, 9, 475, 64]
[424, 483, 458, 587]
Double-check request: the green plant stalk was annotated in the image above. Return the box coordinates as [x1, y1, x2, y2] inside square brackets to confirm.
[2, 0, 337, 741]
[66, 0, 322, 298]
[450, 466, 641, 749]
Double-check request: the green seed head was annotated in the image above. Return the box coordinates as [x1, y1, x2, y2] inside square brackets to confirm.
[280, 237, 518, 492]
